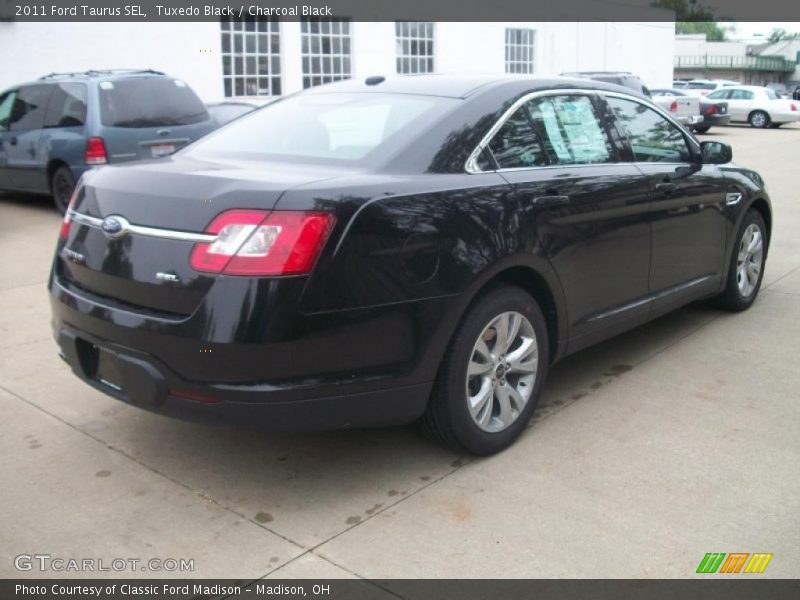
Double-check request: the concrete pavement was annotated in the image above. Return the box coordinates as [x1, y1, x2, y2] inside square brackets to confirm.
[0, 125, 798, 581]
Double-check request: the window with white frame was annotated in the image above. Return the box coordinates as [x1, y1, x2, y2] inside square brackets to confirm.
[396, 22, 434, 74]
[220, 18, 281, 97]
[301, 18, 352, 89]
[505, 28, 536, 74]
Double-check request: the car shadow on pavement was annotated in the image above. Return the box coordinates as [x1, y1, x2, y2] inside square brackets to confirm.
[76, 299, 721, 545]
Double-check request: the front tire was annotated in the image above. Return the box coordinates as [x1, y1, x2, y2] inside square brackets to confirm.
[51, 165, 75, 214]
[748, 110, 770, 128]
[713, 209, 767, 311]
[421, 286, 549, 455]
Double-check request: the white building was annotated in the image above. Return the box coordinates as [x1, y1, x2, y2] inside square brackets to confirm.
[674, 33, 797, 85]
[0, 21, 675, 101]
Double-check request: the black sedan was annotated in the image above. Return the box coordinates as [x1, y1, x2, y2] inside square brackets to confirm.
[50, 76, 771, 455]
[651, 88, 731, 133]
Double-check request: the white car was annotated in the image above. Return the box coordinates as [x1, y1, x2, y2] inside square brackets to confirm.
[706, 86, 800, 128]
[650, 90, 703, 128]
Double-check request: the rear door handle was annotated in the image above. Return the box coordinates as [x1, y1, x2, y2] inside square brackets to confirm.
[655, 181, 676, 194]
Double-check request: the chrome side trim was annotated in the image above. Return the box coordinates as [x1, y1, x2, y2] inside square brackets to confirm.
[585, 275, 715, 323]
[464, 87, 701, 175]
[68, 210, 216, 243]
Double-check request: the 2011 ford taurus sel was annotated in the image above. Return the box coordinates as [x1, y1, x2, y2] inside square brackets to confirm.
[50, 75, 771, 455]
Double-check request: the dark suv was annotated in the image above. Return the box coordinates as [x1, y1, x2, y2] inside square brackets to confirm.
[0, 69, 214, 212]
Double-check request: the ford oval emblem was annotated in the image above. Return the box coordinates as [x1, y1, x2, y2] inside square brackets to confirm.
[101, 215, 129, 239]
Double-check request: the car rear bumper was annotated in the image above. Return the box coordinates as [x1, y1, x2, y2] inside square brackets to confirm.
[49, 272, 441, 431]
[702, 115, 731, 127]
[54, 324, 432, 431]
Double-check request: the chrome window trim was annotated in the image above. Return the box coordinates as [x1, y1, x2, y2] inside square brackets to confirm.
[68, 210, 217, 243]
[464, 88, 699, 175]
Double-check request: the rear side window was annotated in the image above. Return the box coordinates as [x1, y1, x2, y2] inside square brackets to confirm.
[99, 78, 209, 128]
[606, 97, 691, 163]
[9, 85, 51, 131]
[707, 90, 730, 100]
[44, 83, 87, 128]
[528, 95, 613, 165]
[488, 106, 547, 169]
[729, 90, 755, 100]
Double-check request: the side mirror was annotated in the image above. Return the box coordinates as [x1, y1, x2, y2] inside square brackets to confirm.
[700, 141, 732, 164]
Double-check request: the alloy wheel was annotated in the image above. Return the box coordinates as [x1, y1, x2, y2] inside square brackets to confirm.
[736, 223, 764, 297]
[465, 311, 538, 433]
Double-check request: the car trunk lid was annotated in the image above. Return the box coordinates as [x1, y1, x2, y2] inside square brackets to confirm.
[58, 155, 342, 315]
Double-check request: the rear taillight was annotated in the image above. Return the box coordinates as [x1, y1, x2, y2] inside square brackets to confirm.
[706, 104, 717, 116]
[84, 137, 108, 165]
[190, 209, 336, 276]
[58, 186, 80, 241]
[669, 100, 678, 113]
[792, 104, 798, 111]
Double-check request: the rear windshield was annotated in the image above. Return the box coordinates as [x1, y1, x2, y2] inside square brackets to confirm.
[99, 78, 209, 128]
[764, 88, 779, 100]
[187, 92, 456, 164]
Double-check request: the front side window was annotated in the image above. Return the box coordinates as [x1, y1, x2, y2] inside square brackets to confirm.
[606, 96, 691, 163]
[9, 85, 51, 131]
[301, 18, 352, 89]
[220, 18, 281, 97]
[188, 92, 454, 164]
[99, 78, 209, 128]
[43, 82, 87, 128]
[528, 95, 613, 165]
[505, 28, 536, 74]
[396, 22, 434, 74]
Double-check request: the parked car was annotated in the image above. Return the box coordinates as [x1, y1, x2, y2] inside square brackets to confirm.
[649, 89, 704, 129]
[0, 69, 215, 212]
[560, 71, 650, 96]
[684, 79, 738, 96]
[207, 101, 257, 127]
[793, 85, 800, 101]
[50, 75, 771, 455]
[650, 89, 731, 133]
[706, 85, 800, 128]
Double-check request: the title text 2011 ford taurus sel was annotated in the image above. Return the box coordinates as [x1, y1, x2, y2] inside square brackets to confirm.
[50, 76, 771, 455]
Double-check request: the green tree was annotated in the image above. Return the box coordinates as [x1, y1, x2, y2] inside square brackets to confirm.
[768, 28, 800, 43]
[676, 21, 727, 41]
[653, 0, 715, 20]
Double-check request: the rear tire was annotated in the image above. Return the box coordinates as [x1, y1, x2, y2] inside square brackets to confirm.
[51, 165, 75, 214]
[421, 285, 549, 456]
[712, 209, 767, 312]
[748, 110, 770, 128]
[694, 126, 711, 134]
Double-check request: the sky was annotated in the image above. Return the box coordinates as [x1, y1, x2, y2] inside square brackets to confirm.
[723, 22, 800, 42]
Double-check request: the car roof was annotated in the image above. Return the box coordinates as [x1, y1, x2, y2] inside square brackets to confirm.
[302, 74, 646, 99]
[35, 69, 167, 84]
